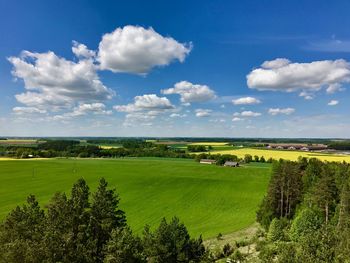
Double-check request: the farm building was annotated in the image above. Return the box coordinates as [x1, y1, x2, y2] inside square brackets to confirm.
[224, 161, 239, 167]
[301, 147, 310, 151]
[200, 159, 216, 164]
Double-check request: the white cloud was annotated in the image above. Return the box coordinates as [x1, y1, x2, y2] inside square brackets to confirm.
[114, 94, 174, 113]
[71, 103, 112, 116]
[97, 25, 192, 74]
[232, 117, 244, 122]
[195, 109, 212, 117]
[247, 58, 350, 95]
[234, 110, 261, 117]
[232, 96, 261, 105]
[8, 50, 114, 109]
[72, 41, 96, 59]
[299, 91, 314, 100]
[170, 113, 187, 118]
[268, 107, 295, 115]
[161, 81, 216, 103]
[261, 58, 290, 69]
[13, 107, 47, 115]
[328, 100, 339, 106]
[326, 83, 345, 94]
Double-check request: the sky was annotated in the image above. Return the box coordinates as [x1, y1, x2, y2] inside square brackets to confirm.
[1, 0, 350, 138]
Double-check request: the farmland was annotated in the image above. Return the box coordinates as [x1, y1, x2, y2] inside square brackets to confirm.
[0, 157, 270, 238]
[208, 147, 350, 162]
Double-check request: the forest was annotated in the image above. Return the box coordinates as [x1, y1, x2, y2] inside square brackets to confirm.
[256, 158, 350, 262]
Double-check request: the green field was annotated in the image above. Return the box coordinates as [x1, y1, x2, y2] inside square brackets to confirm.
[0, 158, 270, 238]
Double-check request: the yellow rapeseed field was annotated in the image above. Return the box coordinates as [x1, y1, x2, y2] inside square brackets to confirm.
[210, 148, 350, 162]
[189, 142, 229, 146]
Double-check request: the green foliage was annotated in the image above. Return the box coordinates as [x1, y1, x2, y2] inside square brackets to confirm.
[104, 227, 146, 263]
[187, 145, 207, 152]
[143, 217, 206, 263]
[289, 208, 324, 242]
[244, 154, 253, 163]
[258, 158, 350, 262]
[267, 218, 288, 242]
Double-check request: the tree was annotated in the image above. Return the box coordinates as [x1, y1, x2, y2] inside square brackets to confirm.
[0, 195, 46, 262]
[44, 192, 72, 262]
[312, 165, 337, 223]
[244, 154, 252, 163]
[89, 178, 126, 262]
[67, 178, 92, 262]
[104, 227, 146, 263]
[289, 208, 323, 242]
[143, 217, 206, 262]
[267, 218, 287, 242]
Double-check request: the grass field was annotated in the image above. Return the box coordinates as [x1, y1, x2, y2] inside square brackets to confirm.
[210, 148, 350, 162]
[0, 158, 270, 238]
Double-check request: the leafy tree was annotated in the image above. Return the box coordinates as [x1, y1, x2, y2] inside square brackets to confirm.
[244, 154, 252, 163]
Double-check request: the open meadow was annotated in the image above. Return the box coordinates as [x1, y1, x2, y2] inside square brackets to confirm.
[0, 157, 270, 238]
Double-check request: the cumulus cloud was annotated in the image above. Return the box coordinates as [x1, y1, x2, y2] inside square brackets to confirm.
[8, 50, 114, 109]
[114, 94, 174, 113]
[72, 41, 96, 59]
[71, 103, 112, 116]
[247, 58, 350, 95]
[161, 81, 216, 104]
[328, 100, 339, 106]
[268, 107, 295, 115]
[195, 109, 212, 117]
[97, 25, 192, 74]
[232, 96, 261, 105]
[233, 111, 261, 117]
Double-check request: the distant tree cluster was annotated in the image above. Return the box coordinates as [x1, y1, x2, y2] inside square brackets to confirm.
[256, 157, 350, 262]
[187, 145, 207, 152]
[0, 178, 210, 263]
[195, 153, 273, 165]
[328, 141, 350, 150]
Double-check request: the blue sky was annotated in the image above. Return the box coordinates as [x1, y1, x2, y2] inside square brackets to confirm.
[1, 0, 350, 137]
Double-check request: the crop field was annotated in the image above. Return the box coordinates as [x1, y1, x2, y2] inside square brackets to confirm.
[0, 158, 270, 238]
[210, 147, 350, 162]
[0, 139, 40, 147]
[189, 142, 230, 146]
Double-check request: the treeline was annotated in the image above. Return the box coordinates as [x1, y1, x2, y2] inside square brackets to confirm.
[256, 158, 350, 262]
[0, 178, 211, 263]
[195, 153, 272, 165]
[328, 141, 350, 150]
[1, 140, 193, 159]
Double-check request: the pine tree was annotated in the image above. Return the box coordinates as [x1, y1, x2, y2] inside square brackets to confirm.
[104, 227, 146, 263]
[89, 177, 126, 262]
[0, 195, 46, 262]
